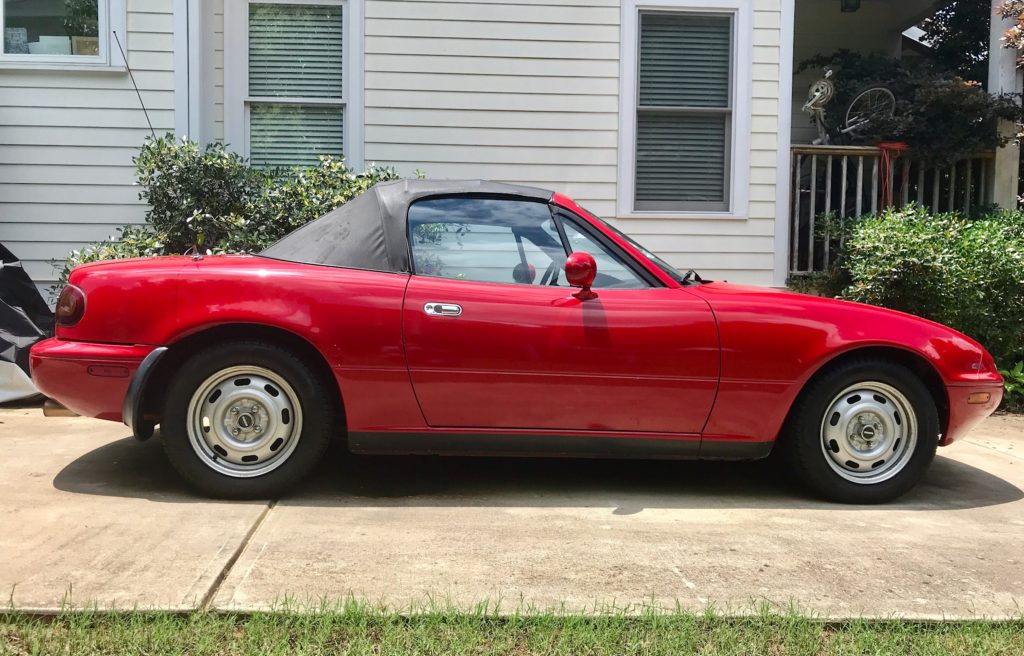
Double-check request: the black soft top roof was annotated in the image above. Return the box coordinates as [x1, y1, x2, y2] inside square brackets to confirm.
[260, 178, 554, 273]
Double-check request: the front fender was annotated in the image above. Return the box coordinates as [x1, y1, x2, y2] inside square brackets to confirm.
[693, 283, 1000, 442]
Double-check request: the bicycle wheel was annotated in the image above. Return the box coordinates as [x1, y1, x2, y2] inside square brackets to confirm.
[843, 87, 896, 137]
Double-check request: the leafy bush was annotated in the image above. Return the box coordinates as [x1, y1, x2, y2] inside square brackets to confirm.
[56, 135, 402, 293]
[797, 51, 1023, 165]
[54, 224, 164, 291]
[839, 207, 1024, 366]
[801, 205, 1024, 409]
[134, 136, 267, 254]
[219, 156, 403, 254]
[1000, 361, 1024, 412]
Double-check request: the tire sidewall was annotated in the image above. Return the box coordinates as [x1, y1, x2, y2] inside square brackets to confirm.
[162, 341, 335, 499]
[786, 360, 939, 504]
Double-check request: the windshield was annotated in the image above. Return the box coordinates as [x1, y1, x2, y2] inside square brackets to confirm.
[574, 205, 687, 284]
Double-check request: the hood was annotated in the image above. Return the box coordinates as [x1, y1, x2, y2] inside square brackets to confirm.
[687, 281, 998, 386]
[691, 281, 961, 333]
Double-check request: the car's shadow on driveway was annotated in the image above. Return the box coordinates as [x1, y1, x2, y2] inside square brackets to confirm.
[53, 434, 1023, 511]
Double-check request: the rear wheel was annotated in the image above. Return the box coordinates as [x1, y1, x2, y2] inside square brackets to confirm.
[783, 359, 939, 503]
[161, 341, 336, 498]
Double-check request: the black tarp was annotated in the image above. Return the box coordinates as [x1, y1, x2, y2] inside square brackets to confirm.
[260, 178, 553, 272]
[1, 244, 54, 400]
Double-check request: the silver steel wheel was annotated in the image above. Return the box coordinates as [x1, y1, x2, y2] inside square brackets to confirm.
[819, 381, 917, 485]
[186, 365, 303, 478]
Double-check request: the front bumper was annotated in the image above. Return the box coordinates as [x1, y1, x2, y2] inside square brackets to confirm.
[941, 383, 1004, 446]
[29, 338, 156, 422]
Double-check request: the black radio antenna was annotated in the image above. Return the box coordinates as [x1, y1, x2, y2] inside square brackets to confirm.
[113, 30, 156, 139]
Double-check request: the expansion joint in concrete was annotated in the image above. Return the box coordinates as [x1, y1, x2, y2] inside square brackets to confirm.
[200, 501, 276, 610]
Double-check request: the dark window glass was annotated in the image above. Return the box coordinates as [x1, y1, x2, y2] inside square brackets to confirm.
[636, 11, 732, 212]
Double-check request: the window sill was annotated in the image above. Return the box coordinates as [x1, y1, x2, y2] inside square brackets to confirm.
[0, 60, 125, 72]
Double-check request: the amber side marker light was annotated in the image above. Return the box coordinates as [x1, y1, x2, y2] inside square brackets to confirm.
[967, 392, 992, 405]
[55, 284, 86, 326]
[87, 365, 130, 378]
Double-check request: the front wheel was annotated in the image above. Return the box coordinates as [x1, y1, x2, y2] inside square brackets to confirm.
[783, 359, 939, 504]
[161, 341, 337, 499]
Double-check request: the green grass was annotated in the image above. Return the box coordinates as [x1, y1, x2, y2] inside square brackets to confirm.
[2, 603, 1023, 655]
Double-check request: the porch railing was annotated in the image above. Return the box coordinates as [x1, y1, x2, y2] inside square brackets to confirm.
[789, 145, 996, 275]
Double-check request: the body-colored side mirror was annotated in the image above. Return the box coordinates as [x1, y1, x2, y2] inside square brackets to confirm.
[565, 251, 598, 300]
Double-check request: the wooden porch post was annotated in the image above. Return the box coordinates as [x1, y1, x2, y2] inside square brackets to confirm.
[988, 0, 1023, 209]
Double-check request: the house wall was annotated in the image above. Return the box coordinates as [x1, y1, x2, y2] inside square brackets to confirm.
[360, 0, 787, 285]
[210, 0, 225, 143]
[5, 0, 789, 289]
[0, 0, 176, 290]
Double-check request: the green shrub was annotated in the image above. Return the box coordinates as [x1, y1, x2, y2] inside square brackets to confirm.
[55, 135, 402, 294]
[1000, 361, 1024, 412]
[54, 224, 164, 293]
[134, 135, 267, 254]
[825, 206, 1024, 408]
[220, 158, 403, 254]
[840, 206, 1024, 365]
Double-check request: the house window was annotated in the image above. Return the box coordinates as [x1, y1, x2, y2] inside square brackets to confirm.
[247, 2, 343, 168]
[635, 11, 732, 212]
[617, 0, 750, 218]
[0, 0, 124, 68]
[228, 0, 360, 170]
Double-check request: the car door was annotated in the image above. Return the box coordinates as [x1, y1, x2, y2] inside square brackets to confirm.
[401, 196, 719, 435]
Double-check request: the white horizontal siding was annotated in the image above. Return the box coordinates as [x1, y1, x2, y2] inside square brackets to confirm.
[363, 0, 620, 260]
[367, 1, 619, 23]
[364, 0, 784, 285]
[0, 0, 176, 290]
[210, 0, 225, 142]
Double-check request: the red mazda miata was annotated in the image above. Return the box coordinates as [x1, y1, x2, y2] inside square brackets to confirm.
[31, 180, 1003, 502]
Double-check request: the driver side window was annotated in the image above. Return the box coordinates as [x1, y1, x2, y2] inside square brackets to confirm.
[409, 197, 564, 285]
[408, 196, 650, 289]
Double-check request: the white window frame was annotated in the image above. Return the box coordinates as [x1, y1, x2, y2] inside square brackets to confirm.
[617, 0, 752, 219]
[224, 0, 363, 169]
[0, 0, 125, 70]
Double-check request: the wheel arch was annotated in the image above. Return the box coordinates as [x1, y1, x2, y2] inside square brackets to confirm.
[139, 322, 345, 431]
[779, 345, 948, 443]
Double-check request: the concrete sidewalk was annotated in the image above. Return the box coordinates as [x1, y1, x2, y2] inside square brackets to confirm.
[0, 407, 1021, 618]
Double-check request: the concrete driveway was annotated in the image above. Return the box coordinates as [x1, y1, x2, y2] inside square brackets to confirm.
[0, 407, 1022, 618]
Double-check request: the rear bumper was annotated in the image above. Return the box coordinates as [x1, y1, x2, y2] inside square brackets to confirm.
[29, 338, 156, 422]
[941, 382, 1004, 446]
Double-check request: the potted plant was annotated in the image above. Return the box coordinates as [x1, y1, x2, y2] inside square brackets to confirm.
[64, 0, 98, 55]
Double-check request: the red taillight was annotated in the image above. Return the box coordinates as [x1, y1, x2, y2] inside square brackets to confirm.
[55, 284, 86, 326]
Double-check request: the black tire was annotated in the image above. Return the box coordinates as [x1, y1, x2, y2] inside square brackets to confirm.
[782, 359, 939, 504]
[161, 340, 337, 499]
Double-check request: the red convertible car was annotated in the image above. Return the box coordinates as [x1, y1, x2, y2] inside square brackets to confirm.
[31, 180, 1003, 503]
